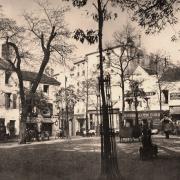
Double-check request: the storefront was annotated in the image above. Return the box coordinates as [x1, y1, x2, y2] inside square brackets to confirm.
[124, 110, 166, 128]
[26, 116, 54, 136]
[41, 118, 53, 136]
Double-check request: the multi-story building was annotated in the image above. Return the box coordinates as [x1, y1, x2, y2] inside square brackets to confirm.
[0, 59, 60, 137]
[72, 45, 143, 134]
[71, 45, 178, 134]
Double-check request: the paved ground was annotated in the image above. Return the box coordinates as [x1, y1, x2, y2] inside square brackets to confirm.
[117, 134, 180, 180]
[0, 135, 179, 180]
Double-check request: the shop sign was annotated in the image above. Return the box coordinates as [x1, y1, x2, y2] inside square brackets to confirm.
[170, 93, 180, 100]
[145, 92, 156, 96]
[124, 111, 160, 118]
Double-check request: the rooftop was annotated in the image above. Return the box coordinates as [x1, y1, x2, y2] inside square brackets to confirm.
[0, 59, 60, 86]
[142, 67, 157, 75]
[21, 71, 60, 86]
[160, 67, 180, 82]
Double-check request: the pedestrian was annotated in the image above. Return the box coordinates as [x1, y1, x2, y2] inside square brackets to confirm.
[141, 120, 152, 148]
[161, 115, 173, 139]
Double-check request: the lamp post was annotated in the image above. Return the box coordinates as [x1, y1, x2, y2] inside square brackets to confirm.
[96, 91, 100, 136]
[65, 76, 69, 138]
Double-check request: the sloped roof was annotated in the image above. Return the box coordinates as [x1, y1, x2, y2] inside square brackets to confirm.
[142, 67, 157, 75]
[160, 67, 180, 82]
[21, 71, 60, 86]
[0, 59, 60, 86]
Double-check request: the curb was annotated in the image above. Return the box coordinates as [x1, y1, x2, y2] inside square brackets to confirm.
[0, 136, 99, 149]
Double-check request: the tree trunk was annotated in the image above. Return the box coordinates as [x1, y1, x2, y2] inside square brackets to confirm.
[97, 0, 119, 179]
[17, 70, 28, 144]
[19, 112, 27, 144]
[134, 96, 138, 126]
[121, 75, 125, 127]
[86, 82, 89, 134]
[31, 53, 50, 94]
[159, 84, 163, 120]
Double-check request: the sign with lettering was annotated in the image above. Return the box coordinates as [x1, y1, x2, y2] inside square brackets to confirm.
[146, 92, 156, 96]
[170, 93, 180, 100]
[124, 111, 160, 118]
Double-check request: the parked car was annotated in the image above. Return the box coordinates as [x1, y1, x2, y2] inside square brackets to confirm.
[151, 129, 159, 135]
[88, 129, 96, 136]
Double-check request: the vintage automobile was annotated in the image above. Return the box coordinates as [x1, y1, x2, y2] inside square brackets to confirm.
[151, 129, 159, 135]
[87, 129, 96, 136]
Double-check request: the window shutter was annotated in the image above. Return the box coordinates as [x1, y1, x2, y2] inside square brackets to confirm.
[0, 94, 5, 107]
[5, 94, 8, 109]
[5, 93, 11, 109]
[13, 94, 17, 109]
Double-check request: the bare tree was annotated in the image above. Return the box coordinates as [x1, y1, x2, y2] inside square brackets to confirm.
[106, 24, 143, 132]
[127, 79, 146, 126]
[77, 78, 97, 133]
[0, 0, 72, 143]
[149, 53, 171, 120]
[55, 85, 77, 136]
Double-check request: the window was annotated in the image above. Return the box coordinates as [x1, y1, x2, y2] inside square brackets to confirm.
[5, 71, 11, 84]
[5, 93, 11, 109]
[82, 70, 85, 76]
[9, 120, 16, 136]
[43, 85, 49, 94]
[77, 72, 80, 76]
[0, 118, 5, 126]
[12, 94, 17, 109]
[90, 114, 93, 120]
[162, 90, 169, 104]
[29, 82, 33, 88]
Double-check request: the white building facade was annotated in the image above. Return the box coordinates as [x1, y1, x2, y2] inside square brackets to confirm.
[0, 59, 60, 137]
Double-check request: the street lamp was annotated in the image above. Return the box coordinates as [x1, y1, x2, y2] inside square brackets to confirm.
[96, 90, 100, 136]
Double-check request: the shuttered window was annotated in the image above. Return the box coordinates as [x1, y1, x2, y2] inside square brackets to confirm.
[0, 94, 5, 107]
[5, 93, 11, 109]
[13, 94, 17, 109]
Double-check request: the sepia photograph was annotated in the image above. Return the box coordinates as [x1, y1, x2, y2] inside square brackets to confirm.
[0, 0, 180, 180]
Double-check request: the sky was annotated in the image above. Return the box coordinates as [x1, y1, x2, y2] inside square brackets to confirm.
[1, 0, 180, 65]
